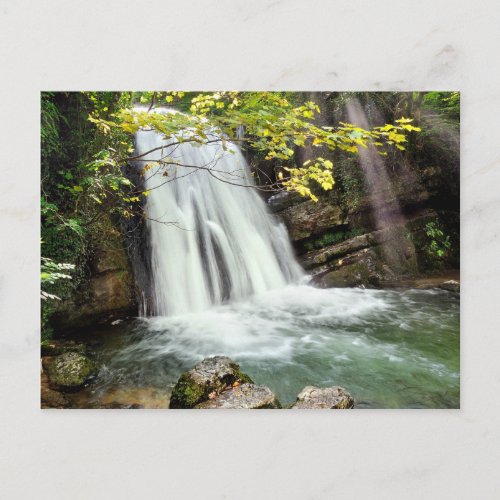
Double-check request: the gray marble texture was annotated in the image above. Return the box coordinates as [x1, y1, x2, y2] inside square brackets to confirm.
[0, 0, 499, 498]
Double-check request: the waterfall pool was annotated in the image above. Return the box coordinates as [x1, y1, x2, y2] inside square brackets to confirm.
[69, 285, 460, 409]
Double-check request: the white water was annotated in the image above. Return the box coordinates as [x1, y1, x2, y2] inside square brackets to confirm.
[134, 109, 303, 316]
[87, 286, 460, 408]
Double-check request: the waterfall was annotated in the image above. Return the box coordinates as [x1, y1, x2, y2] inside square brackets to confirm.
[133, 109, 303, 316]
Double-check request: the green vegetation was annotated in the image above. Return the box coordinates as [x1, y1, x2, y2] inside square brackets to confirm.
[303, 228, 367, 252]
[424, 221, 452, 260]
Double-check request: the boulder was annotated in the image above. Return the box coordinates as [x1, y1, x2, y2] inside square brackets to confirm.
[169, 356, 254, 409]
[438, 280, 460, 293]
[46, 351, 97, 391]
[195, 384, 281, 409]
[291, 386, 354, 409]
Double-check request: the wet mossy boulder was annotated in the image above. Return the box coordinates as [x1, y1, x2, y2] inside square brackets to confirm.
[195, 384, 281, 409]
[291, 386, 354, 409]
[47, 351, 97, 391]
[169, 356, 254, 409]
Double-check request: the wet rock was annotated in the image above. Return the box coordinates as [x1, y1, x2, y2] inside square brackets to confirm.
[100, 387, 170, 409]
[99, 403, 144, 409]
[41, 339, 86, 357]
[40, 372, 74, 409]
[51, 214, 137, 330]
[169, 356, 253, 409]
[195, 383, 281, 409]
[291, 386, 354, 409]
[47, 351, 97, 391]
[278, 198, 345, 242]
[311, 248, 385, 288]
[301, 233, 371, 270]
[267, 191, 306, 213]
[438, 280, 460, 293]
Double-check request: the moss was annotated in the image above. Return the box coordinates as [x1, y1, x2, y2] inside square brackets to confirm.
[169, 373, 206, 409]
[302, 227, 367, 252]
[169, 361, 255, 409]
[268, 398, 282, 409]
[47, 352, 96, 390]
[235, 369, 254, 385]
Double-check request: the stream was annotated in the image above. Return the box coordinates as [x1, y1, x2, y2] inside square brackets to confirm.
[69, 285, 459, 409]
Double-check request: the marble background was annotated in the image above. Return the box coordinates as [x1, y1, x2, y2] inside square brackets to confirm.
[0, 0, 499, 498]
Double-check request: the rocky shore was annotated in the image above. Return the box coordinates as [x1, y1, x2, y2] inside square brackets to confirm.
[41, 353, 354, 410]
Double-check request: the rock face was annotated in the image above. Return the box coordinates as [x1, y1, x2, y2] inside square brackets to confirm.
[196, 384, 281, 409]
[275, 193, 443, 288]
[291, 386, 354, 409]
[312, 248, 387, 288]
[277, 195, 345, 242]
[268, 152, 459, 288]
[52, 215, 137, 330]
[169, 356, 254, 409]
[46, 352, 97, 391]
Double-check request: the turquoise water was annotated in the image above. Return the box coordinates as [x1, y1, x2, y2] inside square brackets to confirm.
[78, 285, 459, 409]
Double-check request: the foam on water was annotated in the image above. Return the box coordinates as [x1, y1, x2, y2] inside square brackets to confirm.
[88, 286, 459, 408]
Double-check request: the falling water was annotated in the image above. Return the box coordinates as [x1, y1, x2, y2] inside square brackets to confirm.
[134, 109, 303, 316]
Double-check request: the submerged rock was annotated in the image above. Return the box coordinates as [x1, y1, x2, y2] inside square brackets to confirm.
[169, 356, 254, 409]
[291, 386, 354, 409]
[196, 383, 281, 409]
[47, 351, 97, 391]
[99, 387, 170, 409]
[40, 372, 74, 409]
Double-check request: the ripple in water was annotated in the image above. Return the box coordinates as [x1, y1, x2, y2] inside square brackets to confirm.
[81, 285, 459, 409]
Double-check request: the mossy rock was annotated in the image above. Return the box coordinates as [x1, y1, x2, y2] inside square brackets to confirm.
[47, 352, 97, 391]
[169, 356, 254, 409]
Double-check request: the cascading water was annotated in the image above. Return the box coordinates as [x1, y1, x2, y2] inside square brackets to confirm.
[133, 109, 303, 316]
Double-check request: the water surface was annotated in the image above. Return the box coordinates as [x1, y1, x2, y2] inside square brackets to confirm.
[74, 285, 459, 409]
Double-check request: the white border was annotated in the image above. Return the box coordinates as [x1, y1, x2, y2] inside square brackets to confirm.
[1, 1, 499, 498]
